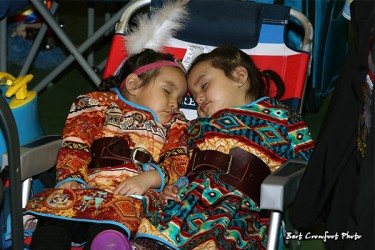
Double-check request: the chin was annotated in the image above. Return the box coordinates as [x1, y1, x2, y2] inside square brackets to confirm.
[158, 116, 171, 124]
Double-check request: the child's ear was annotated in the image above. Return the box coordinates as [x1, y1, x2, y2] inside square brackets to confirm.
[233, 66, 248, 86]
[124, 74, 141, 95]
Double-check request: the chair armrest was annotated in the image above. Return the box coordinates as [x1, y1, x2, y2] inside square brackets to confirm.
[260, 158, 307, 211]
[1, 135, 61, 181]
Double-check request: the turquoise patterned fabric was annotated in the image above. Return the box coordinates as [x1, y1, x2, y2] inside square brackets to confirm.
[137, 97, 314, 249]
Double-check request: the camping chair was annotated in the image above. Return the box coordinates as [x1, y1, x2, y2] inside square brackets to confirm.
[104, 1, 313, 249]
[0, 0, 131, 92]
[0, 89, 24, 250]
[1, 0, 312, 249]
[0, 72, 55, 249]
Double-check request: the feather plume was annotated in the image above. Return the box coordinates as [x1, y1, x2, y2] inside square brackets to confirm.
[125, 0, 189, 56]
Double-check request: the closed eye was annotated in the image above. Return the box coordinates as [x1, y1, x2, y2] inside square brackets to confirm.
[202, 82, 208, 89]
[164, 89, 171, 94]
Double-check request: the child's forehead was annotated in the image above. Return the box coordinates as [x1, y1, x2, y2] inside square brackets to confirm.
[188, 61, 212, 75]
[188, 62, 224, 79]
[161, 67, 186, 81]
[156, 67, 187, 88]
[158, 65, 186, 75]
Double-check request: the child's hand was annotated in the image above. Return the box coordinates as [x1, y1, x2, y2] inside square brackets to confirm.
[160, 184, 179, 203]
[58, 181, 82, 189]
[114, 170, 162, 196]
[113, 174, 150, 196]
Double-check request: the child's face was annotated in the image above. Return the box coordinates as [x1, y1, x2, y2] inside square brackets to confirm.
[132, 66, 187, 123]
[188, 61, 248, 116]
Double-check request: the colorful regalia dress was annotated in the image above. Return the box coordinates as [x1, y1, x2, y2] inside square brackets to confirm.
[24, 89, 189, 238]
[136, 97, 314, 249]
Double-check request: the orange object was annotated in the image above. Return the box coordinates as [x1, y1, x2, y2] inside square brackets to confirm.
[45, 0, 53, 9]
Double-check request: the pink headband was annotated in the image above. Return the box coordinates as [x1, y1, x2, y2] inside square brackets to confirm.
[119, 60, 186, 92]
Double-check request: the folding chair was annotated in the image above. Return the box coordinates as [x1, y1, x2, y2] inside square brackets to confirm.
[29, 0, 134, 92]
[0, 0, 132, 93]
[104, 1, 313, 249]
[0, 90, 23, 250]
[0, 72, 53, 249]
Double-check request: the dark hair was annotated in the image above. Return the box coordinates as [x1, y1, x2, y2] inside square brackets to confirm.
[99, 49, 177, 92]
[187, 44, 285, 100]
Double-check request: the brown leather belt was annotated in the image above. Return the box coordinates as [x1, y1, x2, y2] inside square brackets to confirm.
[88, 137, 154, 169]
[186, 148, 271, 204]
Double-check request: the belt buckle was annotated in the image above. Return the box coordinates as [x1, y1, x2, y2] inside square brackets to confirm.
[131, 147, 151, 167]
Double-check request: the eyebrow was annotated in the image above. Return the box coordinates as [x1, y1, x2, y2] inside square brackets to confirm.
[163, 80, 178, 89]
[163, 80, 173, 85]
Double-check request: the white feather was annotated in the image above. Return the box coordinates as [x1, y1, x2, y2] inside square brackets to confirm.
[126, 0, 189, 56]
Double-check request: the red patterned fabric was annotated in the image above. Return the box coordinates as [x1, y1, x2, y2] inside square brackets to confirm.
[24, 91, 189, 237]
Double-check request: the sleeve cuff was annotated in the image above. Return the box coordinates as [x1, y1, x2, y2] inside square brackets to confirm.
[55, 178, 88, 188]
[173, 176, 189, 188]
[142, 163, 165, 192]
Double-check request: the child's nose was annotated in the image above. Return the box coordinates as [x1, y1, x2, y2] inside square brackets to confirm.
[169, 99, 178, 110]
[196, 94, 204, 104]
